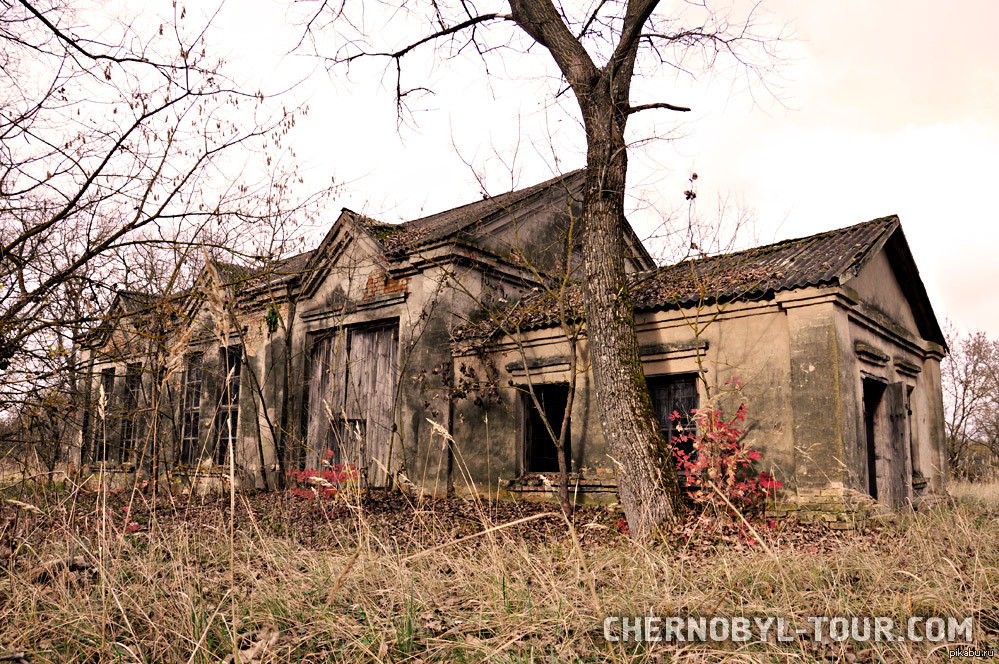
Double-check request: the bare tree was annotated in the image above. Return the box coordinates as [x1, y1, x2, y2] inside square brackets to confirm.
[943, 326, 999, 478]
[0, 0, 309, 411]
[300, 0, 778, 536]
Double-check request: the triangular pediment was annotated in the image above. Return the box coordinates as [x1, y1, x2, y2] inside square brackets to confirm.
[844, 222, 946, 349]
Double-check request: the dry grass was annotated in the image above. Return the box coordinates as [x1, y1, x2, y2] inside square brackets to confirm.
[948, 478, 999, 512]
[1, 481, 997, 663]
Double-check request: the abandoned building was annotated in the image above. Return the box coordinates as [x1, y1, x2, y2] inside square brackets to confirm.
[76, 171, 949, 513]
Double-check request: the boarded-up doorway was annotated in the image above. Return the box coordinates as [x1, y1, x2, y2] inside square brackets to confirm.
[305, 321, 399, 487]
[862, 378, 912, 508]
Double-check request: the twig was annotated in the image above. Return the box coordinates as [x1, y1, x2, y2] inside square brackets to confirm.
[707, 481, 778, 562]
[403, 513, 558, 563]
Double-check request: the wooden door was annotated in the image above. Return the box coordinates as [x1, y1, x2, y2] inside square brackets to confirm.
[885, 382, 913, 508]
[306, 323, 398, 487]
[305, 332, 349, 470]
[346, 324, 398, 487]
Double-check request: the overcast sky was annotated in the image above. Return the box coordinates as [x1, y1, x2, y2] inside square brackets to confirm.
[211, 0, 998, 337]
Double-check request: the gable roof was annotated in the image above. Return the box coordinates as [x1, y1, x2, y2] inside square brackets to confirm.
[360, 170, 588, 254]
[317, 169, 656, 276]
[629, 216, 899, 311]
[82, 247, 318, 345]
[76, 290, 152, 345]
[454, 216, 946, 348]
[303, 169, 655, 292]
[115, 290, 157, 314]
[78, 288, 187, 347]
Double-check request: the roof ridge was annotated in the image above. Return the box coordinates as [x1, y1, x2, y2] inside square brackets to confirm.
[685, 215, 897, 267]
[376, 168, 586, 252]
[402, 168, 586, 228]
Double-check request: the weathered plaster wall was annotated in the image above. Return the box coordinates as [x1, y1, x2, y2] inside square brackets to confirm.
[839, 251, 949, 501]
[780, 292, 846, 492]
[473, 198, 578, 275]
[453, 297, 797, 502]
[848, 250, 920, 334]
[394, 263, 463, 494]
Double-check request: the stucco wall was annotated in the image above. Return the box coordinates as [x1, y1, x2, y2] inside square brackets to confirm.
[838, 252, 949, 500]
[452, 297, 798, 503]
[453, 275, 948, 507]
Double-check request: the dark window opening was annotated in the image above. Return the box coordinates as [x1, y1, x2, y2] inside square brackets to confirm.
[120, 363, 142, 463]
[524, 383, 571, 474]
[647, 374, 699, 463]
[214, 346, 242, 465]
[94, 367, 116, 462]
[862, 378, 886, 501]
[180, 353, 203, 465]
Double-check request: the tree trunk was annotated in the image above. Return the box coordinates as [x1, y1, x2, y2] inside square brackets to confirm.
[504, 0, 685, 537]
[578, 89, 684, 538]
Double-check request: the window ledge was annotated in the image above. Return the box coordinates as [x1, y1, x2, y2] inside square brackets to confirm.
[504, 473, 619, 492]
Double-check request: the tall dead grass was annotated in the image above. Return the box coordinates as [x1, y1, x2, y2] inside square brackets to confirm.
[948, 478, 999, 511]
[1, 479, 997, 663]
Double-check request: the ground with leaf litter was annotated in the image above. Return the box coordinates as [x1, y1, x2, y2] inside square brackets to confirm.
[1, 485, 997, 663]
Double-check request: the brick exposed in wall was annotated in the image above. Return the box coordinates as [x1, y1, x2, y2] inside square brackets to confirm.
[363, 272, 411, 300]
[766, 487, 881, 531]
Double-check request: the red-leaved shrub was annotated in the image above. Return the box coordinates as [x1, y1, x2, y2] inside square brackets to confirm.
[670, 393, 782, 517]
[287, 451, 359, 500]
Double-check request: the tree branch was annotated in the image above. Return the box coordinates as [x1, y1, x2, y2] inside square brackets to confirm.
[17, 0, 177, 73]
[608, 0, 661, 82]
[627, 101, 690, 114]
[577, 0, 611, 40]
[507, 0, 598, 93]
[340, 13, 511, 64]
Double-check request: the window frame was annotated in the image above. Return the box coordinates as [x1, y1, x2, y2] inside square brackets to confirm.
[94, 367, 116, 462]
[521, 382, 572, 475]
[646, 373, 701, 464]
[180, 352, 204, 465]
[213, 345, 242, 466]
[120, 363, 143, 464]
